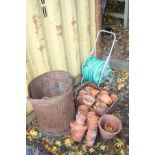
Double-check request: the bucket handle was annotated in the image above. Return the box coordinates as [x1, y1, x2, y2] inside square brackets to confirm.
[81, 29, 116, 86]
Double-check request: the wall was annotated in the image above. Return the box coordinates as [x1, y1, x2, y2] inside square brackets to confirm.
[26, 0, 101, 115]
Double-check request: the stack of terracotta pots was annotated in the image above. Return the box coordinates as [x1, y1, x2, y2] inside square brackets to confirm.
[70, 105, 100, 147]
[71, 85, 122, 146]
[76, 86, 119, 116]
[86, 112, 99, 147]
[70, 105, 88, 142]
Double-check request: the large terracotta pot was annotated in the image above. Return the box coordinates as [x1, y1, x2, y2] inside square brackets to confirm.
[70, 122, 87, 142]
[78, 105, 89, 116]
[76, 113, 87, 126]
[98, 114, 122, 141]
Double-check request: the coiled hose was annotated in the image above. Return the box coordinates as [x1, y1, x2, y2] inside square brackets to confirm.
[82, 55, 111, 85]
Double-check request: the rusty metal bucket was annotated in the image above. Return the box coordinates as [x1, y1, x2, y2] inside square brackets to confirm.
[28, 71, 75, 137]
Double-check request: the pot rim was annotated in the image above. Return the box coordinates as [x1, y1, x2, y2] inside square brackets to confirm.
[83, 95, 95, 105]
[98, 114, 122, 135]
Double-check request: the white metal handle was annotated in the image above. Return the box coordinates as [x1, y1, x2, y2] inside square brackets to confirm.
[92, 30, 116, 86]
[81, 29, 116, 86]
[89, 29, 116, 57]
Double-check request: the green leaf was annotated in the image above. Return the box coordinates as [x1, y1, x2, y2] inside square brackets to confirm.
[68, 150, 75, 155]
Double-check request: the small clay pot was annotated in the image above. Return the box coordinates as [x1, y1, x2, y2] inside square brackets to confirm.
[76, 113, 87, 126]
[98, 102, 108, 109]
[101, 90, 109, 95]
[110, 93, 119, 103]
[84, 86, 93, 93]
[78, 105, 89, 116]
[70, 122, 87, 142]
[76, 94, 83, 103]
[86, 130, 97, 147]
[96, 106, 108, 116]
[88, 124, 98, 131]
[90, 89, 100, 97]
[87, 111, 96, 121]
[83, 95, 95, 106]
[71, 132, 85, 142]
[86, 132, 97, 141]
[100, 93, 112, 106]
[95, 100, 102, 106]
[88, 115, 99, 123]
[70, 122, 87, 132]
[79, 90, 88, 97]
[98, 114, 122, 141]
[86, 140, 95, 147]
[87, 130, 97, 134]
[71, 134, 81, 142]
[87, 118, 98, 125]
[96, 91, 108, 100]
[96, 92, 102, 100]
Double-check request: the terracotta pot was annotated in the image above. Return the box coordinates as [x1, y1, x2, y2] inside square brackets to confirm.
[86, 140, 95, 147]
[71, 134, 81, 142]
[86, 133, 96, 141]
[70, 122, 87, 142]
[70, 122, 87, 132]
[86, 130, 97, 147]
[76, 94, 83, 104]
[95, 100, 102, 106]
[98, 114, 122, 141]
[95, 102, 108, 116]
[78, 105, 89, 116]
[98, 102, 108, 109]
[71, 132, 85, 142]
[79, 90, 88, 97]
[83, 95, 95, 106]
[88, 118, 99, 131]
[110, 93, 119, 103]
[76, 90, 89, 105]
[96, 91, 108, 100]
[96, 92, 102, 100]
[87, 111, 96, 118]
[96, 106, 108, 116]
[88, 115, 99, 123]
[84, 86, 93, 93]
[76, 113, 86, 126]
[100, 93, 112, 106]
[101, 90, 109, 95]
[87, 130, 97, 137]
[88, 124, 98, 131]
[90, 89, 100, 97]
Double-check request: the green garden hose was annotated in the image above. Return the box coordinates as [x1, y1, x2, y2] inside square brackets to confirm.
[81, 29, 116, 86]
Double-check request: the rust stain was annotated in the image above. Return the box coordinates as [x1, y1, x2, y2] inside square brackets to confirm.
[56, 25, 62, 36]
[72, 20, 77, 32]
[32, 15, 41, 34]
[72, 20, 76, 25]
[39, 45, 45, 51]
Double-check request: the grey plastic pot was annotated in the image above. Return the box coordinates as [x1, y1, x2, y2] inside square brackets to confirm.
[98, 114, 122, 141]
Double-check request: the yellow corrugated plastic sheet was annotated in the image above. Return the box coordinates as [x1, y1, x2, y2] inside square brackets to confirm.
[26, 0, 101, 115]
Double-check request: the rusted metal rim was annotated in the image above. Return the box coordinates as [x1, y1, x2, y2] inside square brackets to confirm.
[28, 70, 73, 103]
